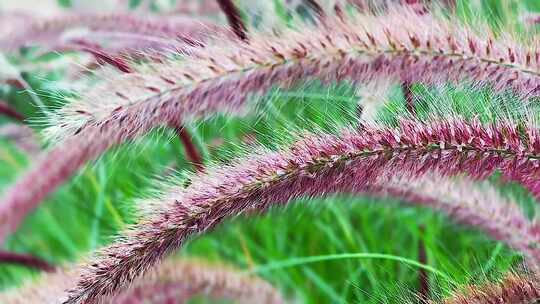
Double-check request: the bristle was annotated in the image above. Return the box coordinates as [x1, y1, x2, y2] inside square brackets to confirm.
[48, 6, 540, 142]
[418, 226, 429, 304]
[80, 48, 133, 74]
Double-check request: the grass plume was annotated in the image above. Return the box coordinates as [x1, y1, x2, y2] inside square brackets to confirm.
[47, 5, 540, 141]
[437, 271, 540, 304]
[0, 12, 221, 53]
[63, 117, 540, 303]
[0, 258, 284, 303]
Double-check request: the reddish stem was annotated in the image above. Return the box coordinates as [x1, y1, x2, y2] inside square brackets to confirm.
[4, 79, 25, 89]
[402, 81, 416, 114]
[80, 47, 133, 74]
[0, 250, 54, 272]
[216, 0, 248, 41]
[173, 124, 205, 172]
[0, 101, 25, 122]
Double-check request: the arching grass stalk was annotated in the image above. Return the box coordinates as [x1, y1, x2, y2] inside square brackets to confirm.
[0, 251, 54, 272]
[0, 101, 25, 122]
[63, 118, 540, 303]
[0, 12, 222, 53]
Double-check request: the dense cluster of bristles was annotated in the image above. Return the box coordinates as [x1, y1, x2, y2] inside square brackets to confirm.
[0, 258, 285, 303]
[0, 12, 222, 52]
[63, 117, 540, 302]
[438, 272, 540, 304]
[48, 6, 540, 140]
[1, 1, 540, 303]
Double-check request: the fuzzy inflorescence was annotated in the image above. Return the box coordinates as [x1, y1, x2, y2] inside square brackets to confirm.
[63, 117, 540, 303]
[0, 12, 221, 54]
[46, 5, 540, 142]
[368, 174, 540, 261]
[437, 271, 540, 304]
[0, 258, 284, 304]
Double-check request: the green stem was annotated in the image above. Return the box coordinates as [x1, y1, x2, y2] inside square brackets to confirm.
[251, 252, 455, 284]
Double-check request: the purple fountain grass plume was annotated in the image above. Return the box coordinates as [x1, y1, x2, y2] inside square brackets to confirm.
[0, 101, 25, 122]
[0, 250, 54, 272]
[367, 173, 540, 261]
[0, 258, 285, 304]
[63, 118, 540, 303]
[436, 271, 540, 304]
[46, 5, 540, 142]
[0, 12, 222, 53]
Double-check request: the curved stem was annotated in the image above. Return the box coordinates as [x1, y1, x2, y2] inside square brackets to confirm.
[0, 101, 24, 122]
[216, 0, 248, 41]
[251, 252, 453, 284]
[172, 123, 205, 172]
[0, 250, 54, 272]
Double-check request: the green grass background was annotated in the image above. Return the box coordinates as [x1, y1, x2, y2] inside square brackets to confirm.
[1, 0, 540, 303]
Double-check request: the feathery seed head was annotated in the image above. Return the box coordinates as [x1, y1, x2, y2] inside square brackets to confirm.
[63, 116, 540, 303]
